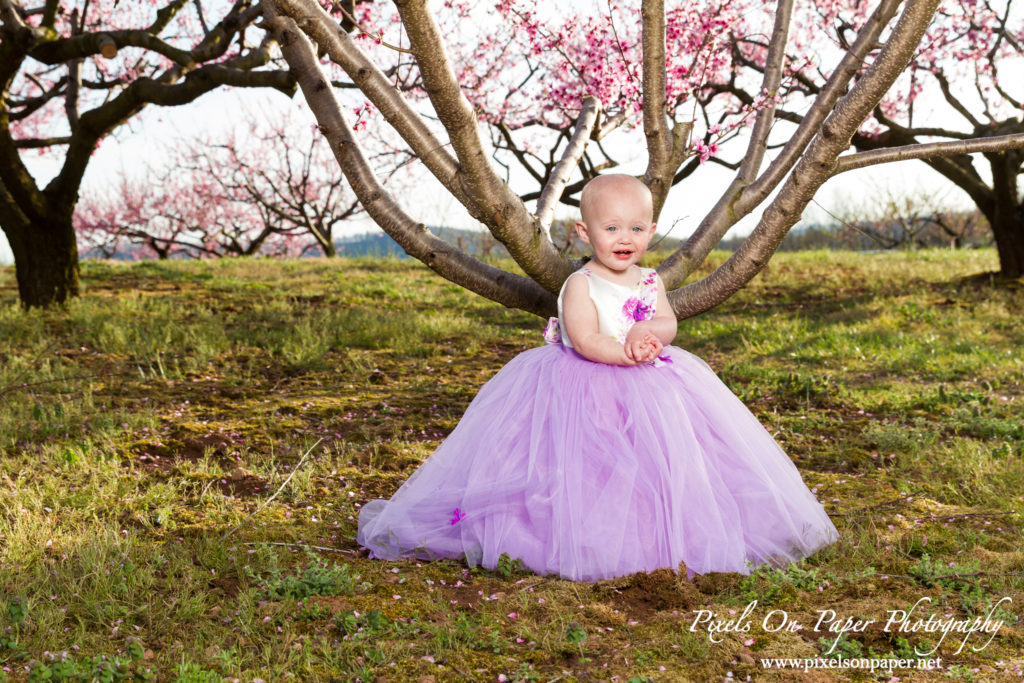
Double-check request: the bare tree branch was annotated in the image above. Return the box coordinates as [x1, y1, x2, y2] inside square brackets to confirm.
[735, 0, 793, 186]
[658, 0, 903, 289]
[932, 68, 984, 129]
[597, 110, 628, 140]
[14, 136, 72, 148]
[47, 33, 292, 203]
[853, 113, 998, 210]
[64, 7, 82, 130]
[0, 0, 34, 34]
[640, 0, 669, 215]
[834, 133, 1024, 175]
[535, 96, 600, 237]
[667, 0, 942, 318]
[391, 0, 571, 293]
[272, 0, 474, 210]
[262, 6, 556, 315]
[494, 122, 546, 186]
[193, 0, 210, 34]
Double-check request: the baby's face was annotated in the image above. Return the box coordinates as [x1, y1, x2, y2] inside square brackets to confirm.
[577, 180, 656, 274]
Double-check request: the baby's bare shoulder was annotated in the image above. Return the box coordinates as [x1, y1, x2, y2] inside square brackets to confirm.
[562, 270, 593, 301]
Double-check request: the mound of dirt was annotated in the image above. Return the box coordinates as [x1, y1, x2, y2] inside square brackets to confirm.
[594, 566, 704, 619]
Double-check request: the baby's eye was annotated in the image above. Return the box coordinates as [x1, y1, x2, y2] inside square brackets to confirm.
[607, 225, 618, 232]
[632, 226, 644, 232]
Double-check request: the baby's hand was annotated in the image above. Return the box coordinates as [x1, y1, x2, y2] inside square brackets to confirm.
[625, 325, 659, 363]
[641, 333, 663, 361]
[624, 337, 650, 363]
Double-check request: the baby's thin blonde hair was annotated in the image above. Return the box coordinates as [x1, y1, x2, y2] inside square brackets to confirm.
[579, 174, 653, 225]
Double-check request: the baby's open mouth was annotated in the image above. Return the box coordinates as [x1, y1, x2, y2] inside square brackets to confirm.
[614, 249, 633, 257]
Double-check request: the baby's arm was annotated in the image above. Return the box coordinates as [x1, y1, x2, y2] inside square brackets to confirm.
[562, 274, 639, 366]
[624, 273, 677, 352]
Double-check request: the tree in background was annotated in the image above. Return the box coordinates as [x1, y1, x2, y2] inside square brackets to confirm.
[0, 0, 294, 307]
[75, 107, 376, 258]
[859, 0, 1023, 276]
[723, 0, 1024, 276]
[263, 0, 1024, 319]
[829, 182, 991, 251]
[75, 169, 316, 259]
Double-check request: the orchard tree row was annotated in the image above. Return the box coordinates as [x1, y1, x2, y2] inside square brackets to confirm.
[2, 0, 1023, 314]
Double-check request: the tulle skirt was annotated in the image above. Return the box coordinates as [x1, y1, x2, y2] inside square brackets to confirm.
[356, 343, 838, 582]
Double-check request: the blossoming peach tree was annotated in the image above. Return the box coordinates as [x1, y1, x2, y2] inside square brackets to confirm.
[75, 108, 372, 259]
[0, 0, 295, 307]
[262, 0, 1024, 318]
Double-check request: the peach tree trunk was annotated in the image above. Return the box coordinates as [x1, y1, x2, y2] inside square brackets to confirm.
[0, 191, 79, 306]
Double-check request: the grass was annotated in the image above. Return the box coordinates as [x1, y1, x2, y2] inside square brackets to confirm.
[0, 249, 1022, 681]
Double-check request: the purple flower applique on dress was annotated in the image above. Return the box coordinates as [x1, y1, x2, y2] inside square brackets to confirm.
[450, 508, 466, 525]
[542, 317, 561, 345]
[623, 297, 654, 322]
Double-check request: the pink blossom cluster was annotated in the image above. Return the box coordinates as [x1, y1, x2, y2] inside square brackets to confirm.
[336, 0, 773, 146]
[352, 101, 375, 132]
[479, 0, 762, 130]
[788, 0, 1024, 135]
[10, 0, 1022, 200]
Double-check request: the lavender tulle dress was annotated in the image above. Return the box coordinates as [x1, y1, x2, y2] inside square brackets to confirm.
[357, 266, 838, 581]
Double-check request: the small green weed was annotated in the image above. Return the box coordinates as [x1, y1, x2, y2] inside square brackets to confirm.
[819, 633, 864, 659]
[495, 552, 525, 578]
[943, 663, 977, 680]
[564, 621, 587, 658]
[421, 612, 505, 655]
[293, 602, 333, 622]
[336, 608, 389, 637]
[738, 560, 834, 605]
[25, 649, 148, 683]
[5, 597, 26, 626]
[890, 635, 916, 660]
[505, 662, 541, 682]
[898, 301, 935, 323]
[245, 547, 357, 600]
[174, 658, 222, 682]
[564, 622, 586, 645]
[908, 553, 981, 590]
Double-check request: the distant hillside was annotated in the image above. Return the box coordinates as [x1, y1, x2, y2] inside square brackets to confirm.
[716, 220, 992, 252]
[335, 231, 410, 257]
[336, 227, 509, 258]
[81, 218, 992, 262]
[82, 227, 505, 260]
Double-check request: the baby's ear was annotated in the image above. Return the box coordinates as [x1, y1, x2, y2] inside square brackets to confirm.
[575, 221, 591, 243]
[650, 223, 658, 234]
